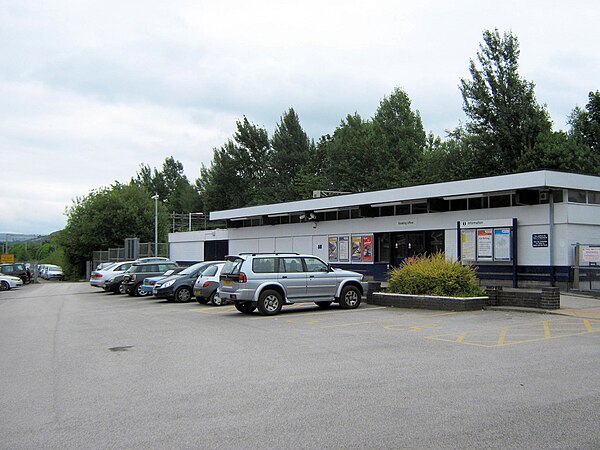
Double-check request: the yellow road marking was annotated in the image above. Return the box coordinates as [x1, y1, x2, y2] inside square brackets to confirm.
[543, 320, 551, 338]
[250, 306, 387, 320]
[498, 327, 508, 345]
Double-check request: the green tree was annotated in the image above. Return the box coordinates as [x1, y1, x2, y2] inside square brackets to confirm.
[268, 108, 315, 202]
[459, 29, 551, 175]
[60, 183, 168, 276]
[135, 157, 202, 213]
[567, 91, 600, 174]
[197, 117, 271, 212]
[371, 87, 427, 188]
[319, 113, 374, 192]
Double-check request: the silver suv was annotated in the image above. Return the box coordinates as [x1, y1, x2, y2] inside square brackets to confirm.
[218, 253, 368, 315]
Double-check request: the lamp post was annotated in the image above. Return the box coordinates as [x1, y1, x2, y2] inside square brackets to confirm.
[152, 194, 159, 256]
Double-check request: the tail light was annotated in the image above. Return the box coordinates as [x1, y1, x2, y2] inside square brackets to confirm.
[202, 281, 211, 288]
[130, 274, 137, 281]
[239, 272, 247, 283]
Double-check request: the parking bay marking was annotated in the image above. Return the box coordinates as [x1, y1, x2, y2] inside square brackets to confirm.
[427, 318, 600, 347]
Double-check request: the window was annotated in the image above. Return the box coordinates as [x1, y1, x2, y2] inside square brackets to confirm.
[159, 264, 175, 272]
[338, 209, 350, 220]
[489, 194, 511, 208]
[589, 192, 600, 205]
[395, 204, 410, 215]
[201, 265, 219, 277]
[252, 258, 277, 273]
[412, 202, 428, 214]
[376, 233, 391, 263]
[380, 206, 394, 216]
[280, 257, 304, 273]
[568, 189, 587, 203]
[304, 257, 329, 272]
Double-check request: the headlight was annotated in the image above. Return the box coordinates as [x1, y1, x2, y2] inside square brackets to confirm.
[162, 279, 176, 288]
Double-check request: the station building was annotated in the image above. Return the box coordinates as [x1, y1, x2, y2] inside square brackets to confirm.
[168, 170, 600, 288]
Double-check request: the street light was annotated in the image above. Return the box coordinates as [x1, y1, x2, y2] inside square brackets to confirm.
[152, 194, 159, 256]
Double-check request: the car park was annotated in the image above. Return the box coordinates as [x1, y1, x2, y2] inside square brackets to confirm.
[0, 274, 24, 290]
[194, 263, 226, 305]
[90, 261, 135, 289]
[218, 253, 368, 315]
[0, 263, 30, 284]
[122, 261, 179, 297]
[153, 261, 223, 302]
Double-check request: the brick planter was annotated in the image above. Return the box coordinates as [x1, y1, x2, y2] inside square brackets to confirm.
[369, 292, 490, 311]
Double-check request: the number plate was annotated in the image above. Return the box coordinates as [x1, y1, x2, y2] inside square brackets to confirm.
[223, 280, 233, 286]
[194, 289, 201, 296]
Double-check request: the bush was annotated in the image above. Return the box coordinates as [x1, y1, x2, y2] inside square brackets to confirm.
[387, 252, 484, 297]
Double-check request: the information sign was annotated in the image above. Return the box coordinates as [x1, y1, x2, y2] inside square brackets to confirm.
[476, 229, 493, 261]
[494, 228, 511, 261]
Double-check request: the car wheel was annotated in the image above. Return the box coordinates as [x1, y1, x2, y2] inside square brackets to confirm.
[210, 291, 224, 306]
[339, 285, 361, 309]
[257, 289, 283, 315]
[0, 280, 9, 291]
[315, 301, 332, 308]
[130, 283, 143, 297]
[175, 286, 192, 303]
[118, 282, 127, 295]
[234, 301, 256, 314]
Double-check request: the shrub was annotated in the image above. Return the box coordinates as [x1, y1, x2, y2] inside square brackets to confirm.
[387, 252, 484, 297]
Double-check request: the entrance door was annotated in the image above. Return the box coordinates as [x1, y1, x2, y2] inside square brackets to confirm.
[392, 232, 427, 266]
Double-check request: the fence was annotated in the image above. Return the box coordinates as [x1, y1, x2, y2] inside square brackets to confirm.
[91, 242, 169, 271]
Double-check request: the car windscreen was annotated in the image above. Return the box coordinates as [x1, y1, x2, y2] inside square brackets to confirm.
[130, 264, 158, 273]
[221, 257, 243, 276]
[178, 262, 207, 276]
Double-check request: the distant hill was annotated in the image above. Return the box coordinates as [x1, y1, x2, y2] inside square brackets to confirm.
[0, 233, 47, 244]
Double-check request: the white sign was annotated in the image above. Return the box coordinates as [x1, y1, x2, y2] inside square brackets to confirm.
[494, 228, 511, 261]
[477, 229, 493, 261]
[461, 229, 476, 261]
[461, 218, 513, 229]
[581, 246, 600, 265]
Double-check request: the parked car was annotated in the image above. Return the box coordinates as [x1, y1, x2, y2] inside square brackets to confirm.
[103, 273, 127, 294]
[0, 274, 24, 290]
[139, 267, 185, 295]
[122, 261, 179, 297]
[218, 253, 368, 315]
[153, 261, 223, 302]
[194, 263, 226, 305]
[44, 265, 64, 280]
[0, 263, 29, 284]
[135, 257, 173, 263]
[90, 261, 135, 290]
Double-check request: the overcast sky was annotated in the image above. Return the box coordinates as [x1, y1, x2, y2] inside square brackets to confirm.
[1, 0, 599, 236]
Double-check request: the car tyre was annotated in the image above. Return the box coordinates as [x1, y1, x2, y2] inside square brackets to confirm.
[234, 301, 256, 314]
[0, 280, 9, 291]
[257, 289, 283, 315]
[117, 282, 127, 295]
[175, 286, 192, 303]
[315, 301, 332, 308]
[339, 285, 361, 309]
[209, 291, 223, 306]
[133, 283, 147, 297]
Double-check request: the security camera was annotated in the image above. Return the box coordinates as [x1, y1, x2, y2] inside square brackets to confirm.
[299, 214, 306, 221]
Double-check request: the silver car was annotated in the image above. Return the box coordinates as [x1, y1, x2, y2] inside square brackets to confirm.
[218, 253, 368, 315]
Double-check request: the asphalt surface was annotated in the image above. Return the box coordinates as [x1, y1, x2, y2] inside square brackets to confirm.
[1, 282, 599, 449]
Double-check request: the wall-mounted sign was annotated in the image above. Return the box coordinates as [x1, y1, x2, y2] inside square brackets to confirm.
[351, 236, 362, 262]
[494, 228, 511, 261]
[338, 236, 350, 262]
[461, 218, 513, 229]
[461, 229, 476, 261]
[580, 246, 600, 265]
[1, 253, 15, 263]
[476, 229, 493, 261]
[328, 237, 338, 262]
[362, 235, 373, 262]
[532, 233, 549, 248]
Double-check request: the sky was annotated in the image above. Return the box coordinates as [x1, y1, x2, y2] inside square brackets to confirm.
[1, 0, 599, 236]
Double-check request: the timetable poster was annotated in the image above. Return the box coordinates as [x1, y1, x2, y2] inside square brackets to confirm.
[338, 236, 350, 262]
[362, 235, 373, 262]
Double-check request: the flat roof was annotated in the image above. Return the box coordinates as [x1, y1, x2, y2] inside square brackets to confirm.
[210, 170, 600, 221]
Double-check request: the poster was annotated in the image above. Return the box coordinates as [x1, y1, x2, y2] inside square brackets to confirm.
[338, 236, 350, 262]
[493, 228, 511, 261]
[477, 229, 493, 261]
[461, 229, 476, 261]
[362, 235, 373, 262]
[328, 236, 338, 262]
[351, 236, 363, 262]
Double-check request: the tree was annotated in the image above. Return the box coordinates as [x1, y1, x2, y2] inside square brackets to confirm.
[59, 183, 168, 275]
[268, 108, 315, 202]
[459, 29, 551, 175]
[371, 87, 427, 188]
[568, 91, 600, 174]
[197, 117, 271, 212]
[135, 157, 202, 213]
[319, 113, 374, 192]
